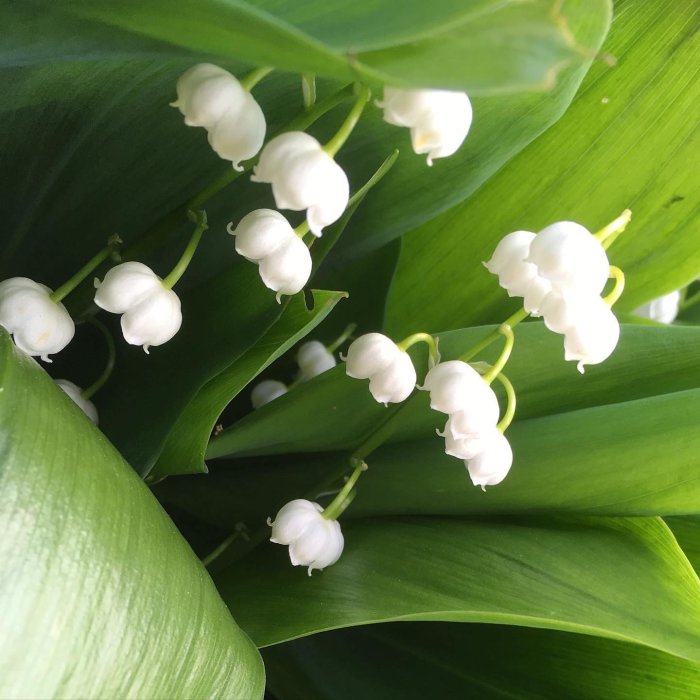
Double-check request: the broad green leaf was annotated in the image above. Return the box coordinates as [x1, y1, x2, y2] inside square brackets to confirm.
[214, 515, 700, 663]
[668, 517, 700, 575]
[0, 329, 263, 698]
[386, 0, 700, 336]
[265, 622, 700, 700]
[43, 0, 601, 95]
[150, 289, 345, 479]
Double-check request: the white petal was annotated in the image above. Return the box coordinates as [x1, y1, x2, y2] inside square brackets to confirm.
[173, 63, 229, 114]
[270, 499, 323, 545]
[522, 274, 553, 315]
[252, 132, 320, 184]
[120, 285, 182, 349]
[345, 333, 400, 380]
[55, 379, 99, 424]
[94, 262, 163, 314]
[368, 351, 416, 404]
[297, 341, 336, 380]
[466, 431, 513, 487]
[258, 235, 312, 296]
[251, 379, 288, 408]
[181, 74, 244, 129]
[563, 298, 620, 371]
[633, 290, 681, 324]
[447, 387, 501, 436]
[422, 361, 492, 415]
[233, 209, 294, 262]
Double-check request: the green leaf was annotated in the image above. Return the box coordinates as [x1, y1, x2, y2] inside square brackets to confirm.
[150, 289, 346, 480]
[667, 516, 700, 575]
[0, 329, 263, 698]
[386, 0, 700, 336]
[265, 622, 700, 700]
[41, 0, 603, 94]
[214, 515, 700, 663]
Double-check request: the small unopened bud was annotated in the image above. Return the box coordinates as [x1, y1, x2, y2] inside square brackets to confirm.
[251, 379, 288, 408]
[297, 340, 336, 380]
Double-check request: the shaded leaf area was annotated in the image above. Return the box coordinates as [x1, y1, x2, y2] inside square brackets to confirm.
[37, 0, 603, 94]
[0, 330, 263, 698]
[386, 0, 700, 336]
[208, 324, 700, 459]
[214, 515, 700, 664]
[668, 516, 700, 575]
[150, 290, 345, 479]
[265, 622, 700, 700]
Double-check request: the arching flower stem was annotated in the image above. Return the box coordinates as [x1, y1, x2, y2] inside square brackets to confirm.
[294, 220, 310, 239]
[327, 323, 357, 353]
[594, 209, 632, 249]
[81, 317, 116, 400]
[239, 66, 273, 92]
[604, 266, 626, 307]
[162, 210, 208, 289]
[459, 307, 529, 364]
[482, 324, 514, 385]
[50, 235, 122, 303]
[397, 332, 440, 367]
[495, 373, 516, 432]
[323, 84, 372, 158]
[322, 459, 368, 520]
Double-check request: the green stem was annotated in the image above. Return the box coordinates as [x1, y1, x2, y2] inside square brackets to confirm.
[81, 318, 116, 400]
[302, 73, 316, 109]
[397, 332, 440, 366]
[482, 324, 514, 384]
[459, 307, 529, 363]
[495, 373, 516, 433]
[327, 323, 357, 353]
[202, 526, 248, 568]
[294, 219, 310, 239]
[239, 66, 273, 92]
[594, 209, 631, 249]
[323, 85, 371, 157]
[604, 265, 625, 307]
[322, 460, 368, 520]
[162, 211, 208, 289]
[50, 235, 122, 303]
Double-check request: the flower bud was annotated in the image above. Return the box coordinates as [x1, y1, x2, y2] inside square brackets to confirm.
[251, 132, 349, 236]
[465, 430, 513, 488]
[563, 297, 620, 373]
[297, 340, 336, 380]
[269, 499, 344, 575]
[94, 262, 182, 352]
[421, 361, 497, 417]
[345, 333, 416, 405]
[633, 290, 681, 324]
[380, 88, 472, 165]
[0, 277, 75, 361]
[55, 379, 98, 424]
[527, 221, 609, 294]
[251, 379, 287, 408]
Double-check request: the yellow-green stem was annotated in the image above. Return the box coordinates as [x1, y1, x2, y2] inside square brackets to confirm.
[495, 373, 516, 432]
[459, 307, 529, 363]
[202, 525, 248, 567]
[604, 266, 626, 307]
[294, 220, 310, 239]
[397, 332, 440, 366]
[594, 209, 632, 249]
[50, 235, 122, 303]
[323, 84, 371, 157]
[482, 324, 514, 384]
[322, 460, 368, 520]
[81, 318, 116, 400]
[162, 211, 208, 289]
[327, 323, 357, 353]
[240, 66, 273, 91]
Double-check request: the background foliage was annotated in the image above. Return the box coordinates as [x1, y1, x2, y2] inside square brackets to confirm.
[1, 0, 699, 697]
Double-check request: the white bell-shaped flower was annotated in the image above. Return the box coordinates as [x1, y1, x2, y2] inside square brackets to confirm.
[269, 499, 344, 575]
[251, 379, 287, 408]
[94, 262, 182, 352]
[345, 333, 417, 405]
[297, 340, 336, 380]
[465, 430, 513, 488]
[441, 417, 492, 460]
[380, 88, 472, 165]
[173, 63, 266, 169]
[0, 277, 75, 361]
[251, 132, 350, 236]
[527, 221, 609, 294]
[233, 209, 294, 262]
[563, 297, 620, 373]
[55, 379, 98, 424]
[258, 235, 312, 299]
[633, 290, 681, 324]
[484, 231, 537, 295]
[421, 361, 497, 417]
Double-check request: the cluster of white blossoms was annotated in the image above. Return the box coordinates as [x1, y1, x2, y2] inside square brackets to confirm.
[251, 339, 338, 409]
[344, 333, 417, 405]
[379, 88, 473, 166]
[422, 361, 511, 488]
[485, 221, 620, 372]
[172, 63, 266, 170]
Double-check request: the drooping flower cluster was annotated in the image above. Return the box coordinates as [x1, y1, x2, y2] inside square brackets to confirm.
[94, 262, 182, 353]
[0, 278, 74, 361]
[422, 361, 512, 487]
[379, 88, 472, 165]
[230, 209, 312, 300]
[485, 221, 619, 372]
[344, 333, 416, 405]
[269, 499, 344, 575]
[172, 63, 266, 170]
